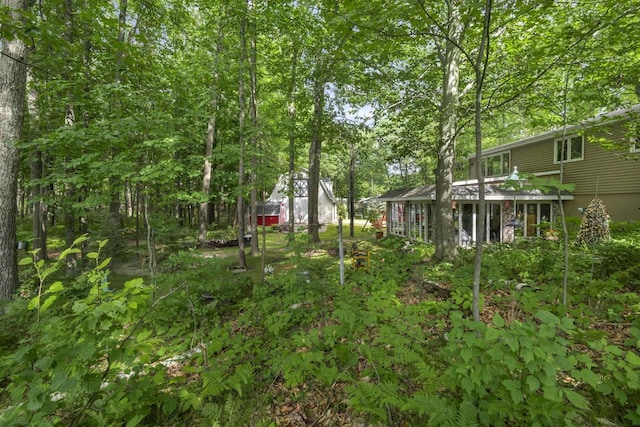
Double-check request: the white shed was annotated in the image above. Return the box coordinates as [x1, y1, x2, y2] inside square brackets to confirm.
[258, 171, 337, 226]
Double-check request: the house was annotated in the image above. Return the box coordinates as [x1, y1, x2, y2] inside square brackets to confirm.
[379, 104, 640, 245]
[256, 171, 338, 226]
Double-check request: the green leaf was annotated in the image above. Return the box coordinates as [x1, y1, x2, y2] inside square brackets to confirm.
[135, 329, 152, 343]
[87, 252, 99, 260]
[73, 235, 88, 246]
[59, 247, 81, 260]
[492, 313, 505, 328]
[613, 387, 628, 404]
[97, 257, 112, 270]
[124, 278, 144, 289]
[461, 376, 474, 394]
[535, 310, 559, 325]
[520, 348, 534, 364]
[565, 389, 589, 410]
[538, 324, 556, 339]
[460, 347, 474, 363]
[605, 345, 623, 356]
[26, 391, 46, 411]
[99, 239, 109, 249]
[596, 382, 613, 395]
[125, 414, 145, 427]
[543, 385, 563, 402]
[526, 375, 541, 392]
[28, 295, 40, 311]
[556, 355, 574, 371]
[626, 350, 640, 366]
[578, 368, 600, 388]
[503, 379, 523, 404]
[19, 256, 33, 266]
[162, 397, 178, 416]
[41, 295, 57, 312]
[485, 327, 501, 342]
[47, 281, 64, 293]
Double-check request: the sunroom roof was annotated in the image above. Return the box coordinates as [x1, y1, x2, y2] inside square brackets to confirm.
[378, 183, 573, 202]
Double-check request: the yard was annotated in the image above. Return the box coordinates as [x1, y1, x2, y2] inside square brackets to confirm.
[1, 220, 640, 426]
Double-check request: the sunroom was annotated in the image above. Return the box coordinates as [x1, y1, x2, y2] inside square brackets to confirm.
[379, 182, 574, 246]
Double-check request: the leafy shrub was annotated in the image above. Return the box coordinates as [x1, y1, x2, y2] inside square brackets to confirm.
[609, 220, 640, 243]
[0, 238, 192, 426]
[442, 310, 589, 426]
[592, 240, 640, 288]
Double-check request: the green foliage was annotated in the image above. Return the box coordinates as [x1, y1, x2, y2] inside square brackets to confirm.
[0, 240, 192, 426]
[610, 220, 640, 241]
[4, 227, 640, 425]
[207, 226, 238, 242]
[337, 203, 348, 219]
[443, 311, 584, 425]
[592, 240, 640, 288]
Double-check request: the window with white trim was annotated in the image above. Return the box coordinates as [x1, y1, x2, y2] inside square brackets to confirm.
[480, 151, 510, 177]
[631, 136, 640, 153]
[554, 135, 584, 163]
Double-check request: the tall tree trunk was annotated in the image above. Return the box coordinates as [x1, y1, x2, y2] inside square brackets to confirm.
[434, 0, 463, 262]
[287, 46, 298, 243]
[349, 141, 355, 238]
[236, 7, 247, 269]
[248, 7, 259, 256]
[30, 149, 47, 261]
[198, 23, 224, 246]
[472, 0, 492, 322]
[27, 64, 47, 261]
[135, 182, 141, 247]
[108, 0, 127, 256]
[308, 69, 324, 243]
[27, 70, 47, 261]
[64, 0, 77, 274]
[0, 0, 28, 299]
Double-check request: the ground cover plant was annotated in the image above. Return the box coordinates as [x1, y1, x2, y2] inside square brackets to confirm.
[1, 221, 639, 426]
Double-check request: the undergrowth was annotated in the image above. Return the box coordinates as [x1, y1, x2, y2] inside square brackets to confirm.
[1, 228, 640, 425]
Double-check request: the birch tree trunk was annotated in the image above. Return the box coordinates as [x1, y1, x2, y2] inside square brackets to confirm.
[198, 20, 224, 246]
[0, 0, 28, 299]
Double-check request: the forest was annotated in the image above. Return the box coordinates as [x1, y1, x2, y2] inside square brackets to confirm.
[1, 0, 640, 425]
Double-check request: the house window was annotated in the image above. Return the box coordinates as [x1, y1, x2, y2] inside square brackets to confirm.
[293, 178, 308, 197]
[554, 135, 584, 163]
[631, 136, 640, 153]
[481, 152, 510, 177]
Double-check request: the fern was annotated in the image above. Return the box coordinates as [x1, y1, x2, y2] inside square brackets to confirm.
[401, 391, 458, 426]
[454, 400, 479, 427]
